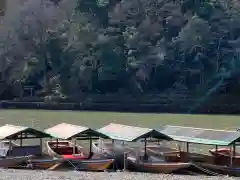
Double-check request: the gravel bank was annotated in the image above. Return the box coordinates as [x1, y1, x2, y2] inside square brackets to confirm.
[0, 170, 238, 180]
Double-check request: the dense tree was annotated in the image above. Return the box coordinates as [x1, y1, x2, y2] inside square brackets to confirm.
[1, 0, 240, 111]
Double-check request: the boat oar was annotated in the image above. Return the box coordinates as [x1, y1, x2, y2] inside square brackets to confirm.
[47, 162, 62, 170]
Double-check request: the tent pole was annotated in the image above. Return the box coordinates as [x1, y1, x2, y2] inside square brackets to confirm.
[144, 138, 147, 154]
[214, 145, 218, 164]
[40, 138, 43, 155]
[233, 142, 236, 157]
[230, 145, 233, 167]
[20, 132, 23, 147]
[123, 152, 127, 171]
[73, 138, 76, 154]
[56, 139, 58, 150]
[89, 136, 92, 153]
[9, 140, 12, 156]
[144, 138, 147, 160]
[186, 142, 189, 162]
[112, 139, 115, 156]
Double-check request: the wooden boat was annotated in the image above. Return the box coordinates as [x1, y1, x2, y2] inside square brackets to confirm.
[93, 140, 178, 156]
[92, 140, 126, 156]
[146, 144, 216, 164]
[0, 141, 35, 168]
[46, 140, 88, 159]
[63, 158, 115, 171]
[92, 140, 193, 173]
[92, 140, 178, 159]
[92, 140, 113, 155]
[149, 149, 240, 176]
[93, 140, 191, 164]
[145, 144, 184, 162]
[92, 140, 134, 169]
[46, 140, 115, 171]
[0, 124, 53, 169]
[28, 157, 114, 171]
[27, 158, 60, 170]
[209, 148, 240, 165]
[210, 148, 240, 156]
[0, 155, 33, 168]
[126, 156, 192, 173]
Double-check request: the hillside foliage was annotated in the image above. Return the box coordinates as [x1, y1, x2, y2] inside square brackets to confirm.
[0, 0, 240, 110]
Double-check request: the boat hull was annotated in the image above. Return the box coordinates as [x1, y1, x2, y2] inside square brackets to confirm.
[0, 155, 33, 168]
[28, 157, 115, 171]
[27, 158, 60, 169]
[63, 158, 115, 171]
[126, 157, 192, 173]
[46, 140, 114, 171]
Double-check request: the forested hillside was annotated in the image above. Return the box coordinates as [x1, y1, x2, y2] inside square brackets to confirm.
[1, 0, 240, 113]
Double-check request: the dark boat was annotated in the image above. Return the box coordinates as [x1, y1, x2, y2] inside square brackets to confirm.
[0, 124, 52, 169]
[126, 156, 192, 173]
[93, 140, 192, 173]
[158, 125, 240, 176]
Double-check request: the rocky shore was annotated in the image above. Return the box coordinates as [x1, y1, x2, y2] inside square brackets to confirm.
[0, 169, 238, 180]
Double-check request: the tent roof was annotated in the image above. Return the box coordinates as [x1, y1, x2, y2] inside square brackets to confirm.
[160, 125, 240, 146]
[0, 124, 51, 140]
[97, 123, 172, 142]
[44, 123, 108, 140]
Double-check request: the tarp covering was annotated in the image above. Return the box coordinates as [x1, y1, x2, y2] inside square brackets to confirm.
[160, 125, 240, 146]
[45, 123, 108, 140]
[97, 123, 172, 142]
[0, 124, 51, 140]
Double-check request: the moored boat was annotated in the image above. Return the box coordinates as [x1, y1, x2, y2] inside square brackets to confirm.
[27, 158, 61, 170]
[0, 124, 52, 169]
[0, 155, 33, 168]
[92, 140, 131, 169]
[209, 148, 240, 157]
[0, 140, 30, 168]
[126, 156, 192, 173]
[159, 125, 240, 176]
[94, 123, 193, 173]
[28, 156, 115, 171]
[46, 140, 87, 159]
[209, 148, 240, 165]
[44, 123, 115, 171]
[64, 158, 115, 171]
[93, 140, 193, 173]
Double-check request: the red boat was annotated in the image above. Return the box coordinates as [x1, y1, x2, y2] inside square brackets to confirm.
[209, 148, 240, 165]
[46, 141, 91, 159]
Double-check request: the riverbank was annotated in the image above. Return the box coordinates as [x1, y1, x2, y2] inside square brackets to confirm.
[0, 169, 237, 180]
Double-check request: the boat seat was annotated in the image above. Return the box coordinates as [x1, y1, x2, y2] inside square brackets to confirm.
[52, 147, 78, 155]
[51, 143, 69, 148]
[11, 145, 42, 156]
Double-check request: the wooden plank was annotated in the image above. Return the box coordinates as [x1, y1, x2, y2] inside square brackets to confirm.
[47, 162, 62, 170]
